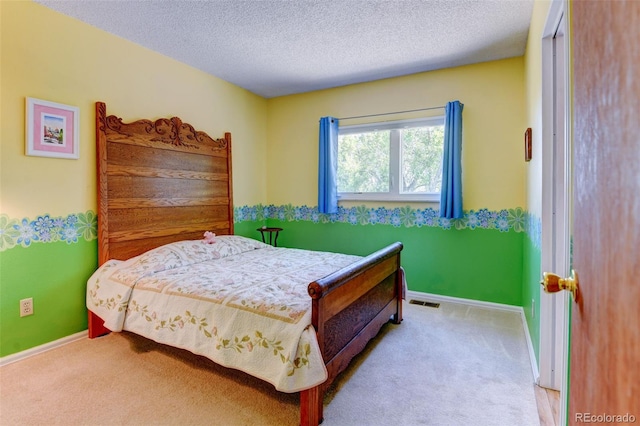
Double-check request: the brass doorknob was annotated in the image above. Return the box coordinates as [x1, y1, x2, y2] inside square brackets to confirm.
[541, 270, 579, 301]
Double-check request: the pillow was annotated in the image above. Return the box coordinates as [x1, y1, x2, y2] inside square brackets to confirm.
[211, 235, 271, 256]
[109, 235, 269, 286]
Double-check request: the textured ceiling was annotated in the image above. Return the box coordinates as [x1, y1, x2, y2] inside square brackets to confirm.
[36, 0, 535, 98]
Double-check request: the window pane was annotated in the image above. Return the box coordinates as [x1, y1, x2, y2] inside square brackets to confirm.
[338, 131, 389, 192]
[401, 126, 444, 193]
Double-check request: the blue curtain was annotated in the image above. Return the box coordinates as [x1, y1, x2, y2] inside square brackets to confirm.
[318, 116, 339, 214]
[440, 101, 464, 219]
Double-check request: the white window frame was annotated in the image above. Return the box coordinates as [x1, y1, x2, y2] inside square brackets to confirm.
[338, 116, 444, 202]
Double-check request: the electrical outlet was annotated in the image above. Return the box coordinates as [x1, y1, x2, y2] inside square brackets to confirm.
[20, 298, 33, 317]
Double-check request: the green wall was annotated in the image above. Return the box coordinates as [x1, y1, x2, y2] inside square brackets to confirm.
[522, 213, 542, 361]
[235, 204, 525, 307]
[0, 208, 533, 357]
[1, 205, 529, 358]
[0, 233, 97, 357]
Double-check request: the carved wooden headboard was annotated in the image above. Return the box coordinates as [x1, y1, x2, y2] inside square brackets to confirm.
[96, 102, 233, 265]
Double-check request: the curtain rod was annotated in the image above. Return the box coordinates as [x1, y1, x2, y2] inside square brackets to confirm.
[337, 105, 445, 121]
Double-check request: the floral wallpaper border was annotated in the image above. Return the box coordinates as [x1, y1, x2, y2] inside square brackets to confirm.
[0, 212, 97, 252]
[0, 207, 541, 252]
[235, 204, 531, 233]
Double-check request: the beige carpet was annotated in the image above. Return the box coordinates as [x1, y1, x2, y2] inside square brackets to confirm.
[0, 302, 539, 425]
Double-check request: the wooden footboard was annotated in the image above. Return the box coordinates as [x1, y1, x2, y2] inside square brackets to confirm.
[302, 242, 403, 425]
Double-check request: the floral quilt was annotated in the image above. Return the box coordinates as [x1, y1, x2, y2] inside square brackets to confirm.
[86, 235, 362, 392]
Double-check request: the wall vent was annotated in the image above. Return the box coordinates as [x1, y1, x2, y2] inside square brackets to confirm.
[409, 299, 440, 308]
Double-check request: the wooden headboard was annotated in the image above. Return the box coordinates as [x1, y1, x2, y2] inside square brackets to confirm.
[96, 102, 233, 265]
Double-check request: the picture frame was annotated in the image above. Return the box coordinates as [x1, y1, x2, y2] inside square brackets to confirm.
[26, 97, 80, 159]
[524, 127, 532, 162]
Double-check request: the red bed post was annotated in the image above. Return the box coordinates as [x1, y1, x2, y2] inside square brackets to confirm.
[300, 386, 323, 426]
[88, 310, 111, 339]
[300, 280, 326, 426]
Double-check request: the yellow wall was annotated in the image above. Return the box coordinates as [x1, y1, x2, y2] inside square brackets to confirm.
[0, 1, 268, 218]
[266, 58, 526, 211]
[2, 2, 528, 218]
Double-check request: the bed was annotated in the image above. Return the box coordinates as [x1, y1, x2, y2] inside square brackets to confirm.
[87, 102, 404, 426]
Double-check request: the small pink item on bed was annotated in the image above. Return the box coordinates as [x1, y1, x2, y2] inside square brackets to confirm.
[202, 231, 216, 244]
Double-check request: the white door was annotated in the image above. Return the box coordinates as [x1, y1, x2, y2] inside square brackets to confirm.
[540, 0, 570, 399]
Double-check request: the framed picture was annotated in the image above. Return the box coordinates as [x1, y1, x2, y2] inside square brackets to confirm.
[26, 97, 79, 159]
[524, 127, 532, 162]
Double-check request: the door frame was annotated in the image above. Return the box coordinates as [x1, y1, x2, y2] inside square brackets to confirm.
[540, 0, 570, 421]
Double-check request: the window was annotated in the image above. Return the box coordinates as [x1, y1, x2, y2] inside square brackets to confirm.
[337, 117, 445, 202]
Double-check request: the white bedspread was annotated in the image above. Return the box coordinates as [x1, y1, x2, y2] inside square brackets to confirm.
[86, 236, 362, 393]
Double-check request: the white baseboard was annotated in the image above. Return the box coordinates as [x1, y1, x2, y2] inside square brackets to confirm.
[406, 290, 540, 383]
[406, 290, 523, 313]
[520, 310, 540, 384]
[0, 330, 88, 367]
